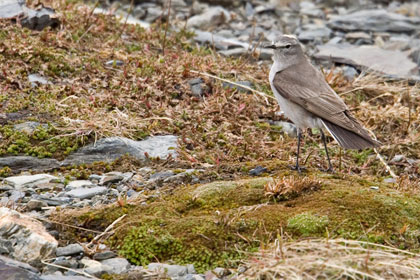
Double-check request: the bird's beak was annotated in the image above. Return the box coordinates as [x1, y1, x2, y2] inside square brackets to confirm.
[262, 42, 276, 49]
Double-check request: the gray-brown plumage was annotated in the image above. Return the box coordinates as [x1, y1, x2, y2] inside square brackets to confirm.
[266, 35, 380, 171]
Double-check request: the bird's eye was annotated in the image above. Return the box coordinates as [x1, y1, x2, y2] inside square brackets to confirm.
[284, 44, 291, 49]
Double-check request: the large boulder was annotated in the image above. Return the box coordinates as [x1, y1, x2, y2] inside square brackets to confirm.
[0, 207, 57, 264]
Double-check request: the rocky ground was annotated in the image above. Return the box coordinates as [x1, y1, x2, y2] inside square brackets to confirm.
[1, 0, 420, 279]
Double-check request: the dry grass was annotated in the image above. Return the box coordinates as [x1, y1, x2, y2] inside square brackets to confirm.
[264, 176, 322, 200]
[242, 238, 420, 279]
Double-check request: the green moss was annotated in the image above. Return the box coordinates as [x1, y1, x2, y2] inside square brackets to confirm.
[287, 212, 329, 236]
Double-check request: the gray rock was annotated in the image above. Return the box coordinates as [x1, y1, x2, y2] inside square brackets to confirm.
[187, 6, 230, 29]
[341, 66, 358, 81]
[105, 60, 124, 67]
[188, 78, 208, 98]
[328, 9, 420, 33]
[193, 30, 249, 50]
[0, 255, 40, 280]
[0, 207, 57, 263]
[149, 171, 175, 182]
[21, 7, 60, 31]
[315, 44, 419, 80]
[100, 172, 130, 185]
[84, 264, 112, 277]
[93, 251, 117, 261]
[219, 48, 247, 58]
[0, 156, 60, 172]
[62, 136, 178, 165]
[259, 48, 274, 60]
[93, 7, 150, 29]
[65, 186, 107, 199]
[100, 258, 131, 274]
[300, 1, 324, 17]
[27, 199, 48, 211]
[4, 174, 58, 189]
[144, 6, 162, 22]
[36, 196, 72, 206]
[249, 166, 268, 176]
[66, 180, 93, 190]
[148, 263, 188, 277]
[298, 27, 332, 42]
[0, 0, 59, 30]
[56, 244, 84, 257]
[9, 190, 25, 202]
[223, 81, 254, 93]
[28, 74, 51, 87]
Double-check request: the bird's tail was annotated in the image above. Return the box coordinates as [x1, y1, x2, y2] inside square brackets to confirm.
[321, 119, 381, 150]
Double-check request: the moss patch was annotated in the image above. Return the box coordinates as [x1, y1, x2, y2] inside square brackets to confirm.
[53, 170, 420, 272]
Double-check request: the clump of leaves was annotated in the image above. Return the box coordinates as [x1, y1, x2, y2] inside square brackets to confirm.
[264, 176, 322, 200]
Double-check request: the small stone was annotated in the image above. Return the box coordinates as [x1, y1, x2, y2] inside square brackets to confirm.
[249, 166, 268, 176]
[187, 7, 230, 29]
[148, 171, 175, 182]
[370, 186, 379, 190]
[219, 48, 247, 58]
[341, 66, 358, 81]
[65, 187, 107, 199]
[56, 244, 84, 257]
[105, 60, 124, 67]
[100, 172, 126, 185]
[9, 190, 25, 202]
[27, 199, 48, 211]
[384, 178, 396, 183]
[390, 154, 405, 163]
[100, 258, 131, 274]
[28, 74, 51, 87]
[66, 180, 93, 190]
[223, 81, 254, 93]
[5, 174, 58, 189]
[188, 78, 208, 98]
[93, 251, 117, 261]
[148, 263, 188, 277]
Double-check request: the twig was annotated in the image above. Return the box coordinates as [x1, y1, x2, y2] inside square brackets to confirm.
[189, 70, 275, 104]
[36, 217, 102, 234]
[87, 214, 127, 248]
[161, 0, 172, 55]
[366, 130, 397, 178]
[41, 259, 100, 279]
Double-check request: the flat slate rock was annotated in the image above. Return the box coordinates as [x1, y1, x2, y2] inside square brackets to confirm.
[4, 174, 58, 189]
[62, 136, 178, 165]
[65, 186, 107, 200]
[315, 44, 419, 80]
[0, 156, 60, 172]
[328, 9, 420, 33]
[0, 255, 40, 280]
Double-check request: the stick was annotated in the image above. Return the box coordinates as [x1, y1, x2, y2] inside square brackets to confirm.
[41, 260, 100, 279]
[189, 70, 275, 104]
[87, 214, 127, 248]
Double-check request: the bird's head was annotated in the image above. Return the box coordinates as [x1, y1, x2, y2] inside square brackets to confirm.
[263, 35, 304, 66]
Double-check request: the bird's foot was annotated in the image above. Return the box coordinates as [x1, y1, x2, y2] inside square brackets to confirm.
[320, 166, 335, 173]
[289, 165, 306, 173]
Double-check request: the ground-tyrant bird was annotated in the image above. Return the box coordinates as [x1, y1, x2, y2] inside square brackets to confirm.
[265, 35, 381, 172]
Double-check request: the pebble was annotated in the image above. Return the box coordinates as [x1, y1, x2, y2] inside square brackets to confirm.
[93, 251, 117, 261]
[65, 186, 107, 200]
[56, 244, 84, 257]
[100, 257, 131, 274]
[249, 166, 268, 176]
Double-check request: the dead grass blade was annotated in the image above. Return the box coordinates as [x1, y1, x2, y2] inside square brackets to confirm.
[241, 238, 420, 280]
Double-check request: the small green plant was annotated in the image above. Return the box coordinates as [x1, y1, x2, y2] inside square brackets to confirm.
[287, 212, 329, 236]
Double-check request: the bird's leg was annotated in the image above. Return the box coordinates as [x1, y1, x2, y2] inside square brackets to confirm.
[321, 130, 334, 173]
[290, 129, 305, 173]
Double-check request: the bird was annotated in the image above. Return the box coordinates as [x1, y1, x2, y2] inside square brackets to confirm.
[265, 35, 381, 172]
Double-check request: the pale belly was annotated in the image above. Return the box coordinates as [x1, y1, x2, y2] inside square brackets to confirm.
[270, 80, 323, 130]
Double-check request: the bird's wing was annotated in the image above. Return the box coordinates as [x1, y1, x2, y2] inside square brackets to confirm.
[272, 61, 371, 139]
